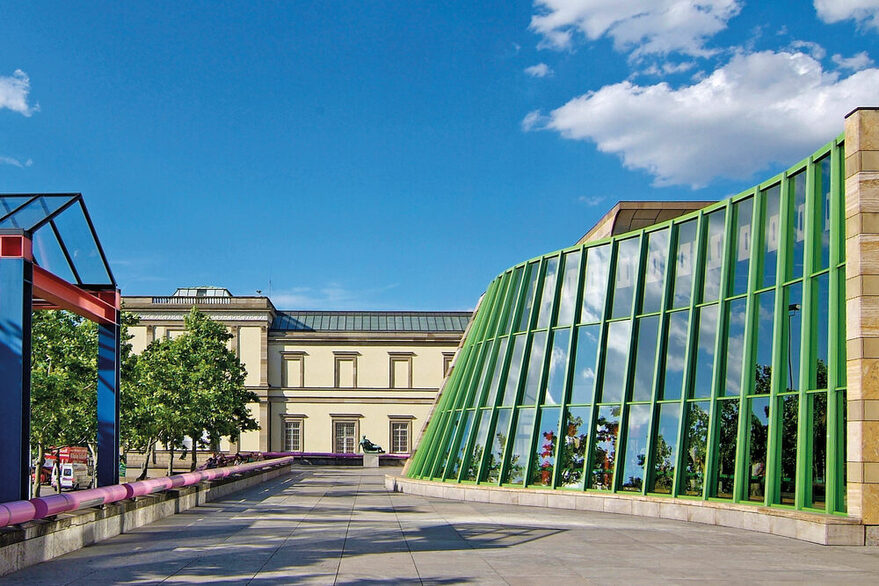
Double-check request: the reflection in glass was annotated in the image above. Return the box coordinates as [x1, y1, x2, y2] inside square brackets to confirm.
[32, 225, 77, 283]
[672, 220, 697, 308]
[521, 332, 547, 405]
[466, 344, 492, 409]
[723, 298, 747, 397]
[498, 267, 523, 336]
[791, 171, 806, 279]
[589, 405, 621, 490]
[433, 411, 462, 477]
[747, 397, 770, 502]
[52, 200, 113, 285]
[692, 305, 718, 399]
[818, 156, 831, 270]
[632, 316, 659, 402]
[811, 392, 827, 509]
[599, 320, 632, 403]
[530, 407, 561, 486]
[536, 257, 559, 328]
[702, 210, 726, 301]
[483, 337, 508, 408]
[683, 402, 710, 496]
[620, 404, 651, 492]
[815, 274, 829, 390]
[556, 251, 581, 326]
[446, 411, 475, 480]
[778, 395, 797, 505]
[641, 228, 669, 314]
[463, 410, 493, 481]
[730, 198, 753, 296]
[661, 311, 689, 400]
[581, 244, 611, 323]
[559, 407, 591, 488]
[570, 325, 599, 404]
[650, 403, 680, 494]
[715, 399, 739, 499]
[754, 291, 775, 395]
[760, 185, 781, 288]
[517, 262, 540, 331]
[544, 329, 570, 405]
[501, 335, 527, 405]
[785, 283, 803, 391]
[504, 408, 536, 484]
[484, 409, 512, 483]
[612, 238, 641, 318]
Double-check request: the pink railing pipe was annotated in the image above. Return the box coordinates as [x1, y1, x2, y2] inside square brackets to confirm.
[0, 456, 295, 528]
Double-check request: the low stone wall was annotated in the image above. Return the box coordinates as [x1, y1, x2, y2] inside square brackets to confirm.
[0, 462, 294, 576]
[387, 475, 866, 546]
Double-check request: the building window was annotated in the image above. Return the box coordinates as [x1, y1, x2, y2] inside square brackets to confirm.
[443, 352, 455, 377]
[283, 419, 304, 452]
[282, 352, 306, 388]
[334, 352, 359, 388]
[389, 419, 412, 454]
[389, 352, 414, 389]
[333, 420, 359, 453]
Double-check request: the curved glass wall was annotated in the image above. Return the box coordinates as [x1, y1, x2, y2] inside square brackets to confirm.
[409, 135, 847, 515]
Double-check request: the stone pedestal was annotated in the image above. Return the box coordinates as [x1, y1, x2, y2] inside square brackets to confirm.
[363, 453, 380, 468]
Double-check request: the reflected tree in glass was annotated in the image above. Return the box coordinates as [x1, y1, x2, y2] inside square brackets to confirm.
[811, 392, 827, 509]
[620, 404, 651, 492]
[650, 404, 680, 494]
[463, 410, 493, 481]
[778, 395, 797, 504]
[559, 407, 591, 488]
[747, 397, 770, 502]
[715, 400, 739, 499]
[446, 411, 475, 480]
[683, 402, 710, 496]
[484, 409, 512, 483]
[530, 407, 561, 486]
[589, 405, 621, 490]
[503, 408, 536, 485]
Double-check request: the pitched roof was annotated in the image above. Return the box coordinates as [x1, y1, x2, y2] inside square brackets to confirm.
[272, 311, 471, 332]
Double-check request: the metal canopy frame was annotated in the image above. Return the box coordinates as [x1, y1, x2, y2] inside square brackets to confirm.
[0, 193, 120, 503]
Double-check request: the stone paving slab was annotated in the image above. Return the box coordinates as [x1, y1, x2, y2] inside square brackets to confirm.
[2, 466, 879, 584]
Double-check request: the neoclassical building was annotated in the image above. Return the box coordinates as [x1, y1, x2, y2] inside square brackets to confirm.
[124, 289, 469, 456]
[396, 108, 879, 545]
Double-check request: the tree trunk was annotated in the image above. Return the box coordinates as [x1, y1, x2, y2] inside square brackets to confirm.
[32, 444, 44, 498]
[137, 441, 154, 481]
[167, 445, 175, 476]
[190, 435, 198, 471]
[87, 442, 97, 488]
[54, 448, 62, 494]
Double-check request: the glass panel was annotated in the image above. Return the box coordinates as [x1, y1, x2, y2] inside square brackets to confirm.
[446, 410, 475, 480]
[464, 344, 491, 409]
[723, 298, 747, 397]
[463, 410, 493, 481]
[503, 408, 535, 485]
[599, 320, 631, 404]
[702, 209, 726, 302]
[0, 195, 34, 218]
[778, 395, 798, 505]
[747, 397, 770, 502]
[730, 198, 753, 296]
[589, 405, 621, 490]
[817, 156, 831, 270]
[31, 224, 76, 282]
[484, 409, 512, 483]
[790, 171, 807, 280]
[692, 305, 718, 399]
[581, 244, 611, 323]
[641, 228, 669, 314]
[611, 238, 640, 318]
[672, 220, 697, 308]
[556, 251, 581, 326]
[570, 325, 599, 404]
[498, 267, 523, 335]
[811, 392, 827, 509]
[516, 262, 540, 331]
[814, 274, 829, 390]
[51, 201, 113, 285]
[620, 404, 651, 492]
[483, 337, 508, 408]
[559, 406, 591, 488]
[661, 311, 689, 401]
[760, 184, 781, 289]
[0, 195, 75, 231]
[631, 316, 659, 402]
[650, 403, 681, 494]
[530, 407, 561, 486]
[754, 291, 775, 395]
[715, 399, 739, 499]
[521, 332, 547, 405]
[544, 328, 570, 405]
[683, 401, 710, 496]
[432, 411, 462, 477]
[536, 257, 559, 328]
[785, 283, 803, 391]
[500, 335, 526, 406]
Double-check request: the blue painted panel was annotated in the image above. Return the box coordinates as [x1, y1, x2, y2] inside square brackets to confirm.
[96, 316, 120, 487]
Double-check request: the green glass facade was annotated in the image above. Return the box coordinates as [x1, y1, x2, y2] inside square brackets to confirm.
[409, 135, 848, 514]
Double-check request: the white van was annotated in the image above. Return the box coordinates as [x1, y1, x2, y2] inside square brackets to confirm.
[59, 463, 91, 490]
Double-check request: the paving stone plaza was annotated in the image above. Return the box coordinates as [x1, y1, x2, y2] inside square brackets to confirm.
[4, 467, 879, 585]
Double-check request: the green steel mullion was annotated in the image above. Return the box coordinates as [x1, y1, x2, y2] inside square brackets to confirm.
[826, 138, 844, 513]
[412, 351, 464, 476]
[470, 279, 499, 343]
[441, 341, 491, 480]
[486, 273, 511, 338]
[424, 348, 472, 477]
[674, 211, 709, 498]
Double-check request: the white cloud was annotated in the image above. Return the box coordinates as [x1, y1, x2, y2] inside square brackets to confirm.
[815, 0, 879, 29]
[270, 282, 399, 310]
[530, 0, 742, 57]
[0, 70, 38, 116]
[637, 61, 696, 76]
[534, 50, 879, 187]
[832, 51, 874, 70]
[524, 63, 554, 78]
[521, 109, 548, 131]
[0, 156, 32, 168]
[789, 40, 826, 60]
[578, 195, 606, 206]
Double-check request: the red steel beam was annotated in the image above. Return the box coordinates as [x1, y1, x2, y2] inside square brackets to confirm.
[32, 265, 118, 325]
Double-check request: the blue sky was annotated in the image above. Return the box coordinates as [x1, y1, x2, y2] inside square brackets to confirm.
[2, 1, 878, 310]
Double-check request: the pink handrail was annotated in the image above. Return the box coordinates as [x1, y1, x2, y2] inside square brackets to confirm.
[0, 455, 295, 528]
